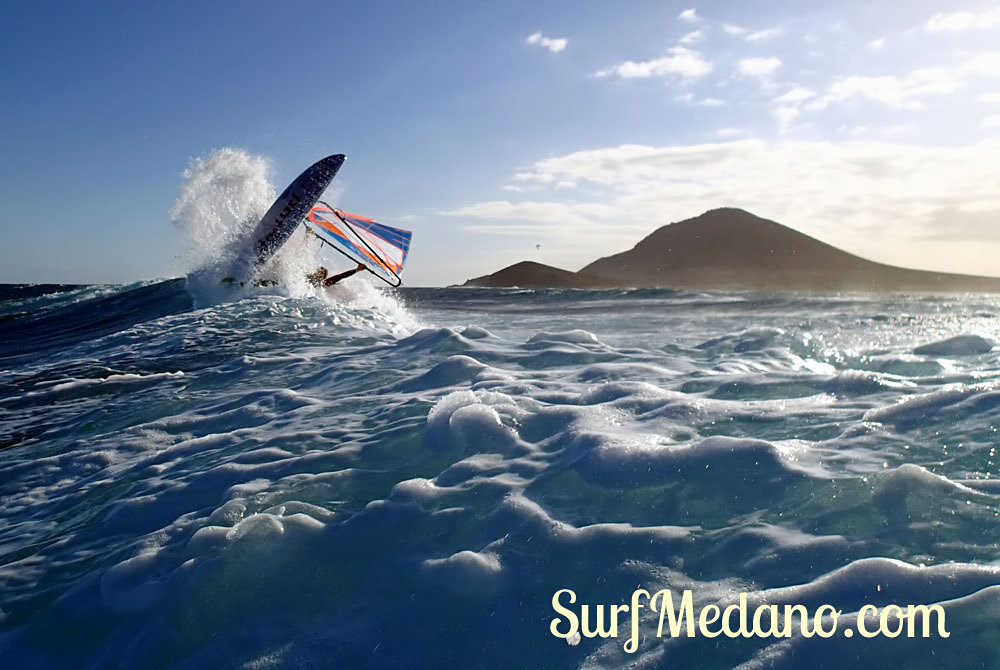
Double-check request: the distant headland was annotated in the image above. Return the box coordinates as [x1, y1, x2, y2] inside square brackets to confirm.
[463, 208, 1000, 292]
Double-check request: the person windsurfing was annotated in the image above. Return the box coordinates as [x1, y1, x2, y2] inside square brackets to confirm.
[306, 263, 367, 288]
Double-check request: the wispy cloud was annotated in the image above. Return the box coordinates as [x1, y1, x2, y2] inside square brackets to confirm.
[722, 24, 746, 35]
[526, 31, 567, 53]
[958, 52, 1000, 76]
[774, 105, 801, 131]
[676, 93, 725, 106]
[767, 53, 1000, 130]
[984, 114, 1000, 128]
[596, 47, 712, 79]
[678, 8, 699, 23]
[926, 7, 1000, 32]
[746, 27, 783, 43]
[868, 37, 886, 50]
[818, 68, 962, 109]
[737, 57, 782, 78]
[773, 87, 815, 131]
[775, 87, 816, 104]
[679, 30, 703, 44]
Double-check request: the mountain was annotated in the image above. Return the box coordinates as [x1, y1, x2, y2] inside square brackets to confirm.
[463, 261, 607, 288]
[464, 208, 1000, 292]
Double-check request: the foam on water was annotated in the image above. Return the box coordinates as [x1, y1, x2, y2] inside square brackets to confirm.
[3, 283, 1000, 668]
[170, 148, 373, 308]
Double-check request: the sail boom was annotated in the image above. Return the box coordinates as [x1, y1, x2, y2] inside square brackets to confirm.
[305, 204, 412, 286]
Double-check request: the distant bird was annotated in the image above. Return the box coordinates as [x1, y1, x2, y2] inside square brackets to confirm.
[536, 244, 541, 250]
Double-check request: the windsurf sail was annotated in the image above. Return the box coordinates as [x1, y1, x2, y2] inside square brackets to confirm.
[305, 203, 413, 286]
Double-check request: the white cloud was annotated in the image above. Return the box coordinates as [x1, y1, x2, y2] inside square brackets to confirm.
[775, 105, 801, 131]
[722, 24, 746, 35]
[676, 93, 725, 106]
[958, 52, 1000, 77]
[750, 53, 1000, 132]
[869, 37, 886, 50]
[775, 53, 1000, 122]
[679, 8, 699, 23]
[446, 139, 1000, 276]
[926, 7, 1000, 32]
[526, 31, 567, 53]
[597, 47, 713, 79]
[985, 114, 1000, 128]
[821, 76, 913, 108]
[775, 87, 816, 104]
[737, 57, 782, 78]
[816, 67, 963, 109]
[774, 86, 816, 133]
[679, 30, 703, 44]
[746, 27, 783, 42]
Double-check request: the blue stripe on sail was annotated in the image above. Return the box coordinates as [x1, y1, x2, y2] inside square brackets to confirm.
[308, 223, 399, 282]
[306, 205, 412, 285]
[340, 215, 413, 252]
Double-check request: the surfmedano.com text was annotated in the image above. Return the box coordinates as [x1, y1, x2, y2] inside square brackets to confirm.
[550, 588, 950, 653]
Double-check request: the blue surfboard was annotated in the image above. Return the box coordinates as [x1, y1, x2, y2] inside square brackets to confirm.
[237, 154, 346, 282]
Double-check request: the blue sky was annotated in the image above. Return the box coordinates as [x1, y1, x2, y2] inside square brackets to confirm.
[2, 1, 999, 286]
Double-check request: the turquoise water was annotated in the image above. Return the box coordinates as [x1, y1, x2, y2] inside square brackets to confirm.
[2, 281, 1000, 668]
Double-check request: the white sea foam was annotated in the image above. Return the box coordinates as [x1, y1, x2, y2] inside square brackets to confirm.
[165, 148, 422, 341]
[5, 285, 1000, 667]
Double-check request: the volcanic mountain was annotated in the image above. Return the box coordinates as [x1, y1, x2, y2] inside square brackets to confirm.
[463, 261, 606, 289]
[463, 208, 1000, 292]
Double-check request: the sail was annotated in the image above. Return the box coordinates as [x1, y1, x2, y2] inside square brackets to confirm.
[305, 204, 412, 286]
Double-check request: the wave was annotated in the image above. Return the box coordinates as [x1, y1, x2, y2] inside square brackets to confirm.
[0, 280, 193, 365]
[3, 282, 1000, 667]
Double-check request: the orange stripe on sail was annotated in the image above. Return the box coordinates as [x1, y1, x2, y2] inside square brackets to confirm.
[314, 220, 390, 269]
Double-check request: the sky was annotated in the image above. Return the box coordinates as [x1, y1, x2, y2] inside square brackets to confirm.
[2, 0, 999, 286]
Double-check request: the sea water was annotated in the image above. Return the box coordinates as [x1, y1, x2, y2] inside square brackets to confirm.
[2, 152, 1000, 669]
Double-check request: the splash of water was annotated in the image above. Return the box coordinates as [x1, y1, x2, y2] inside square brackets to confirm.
[170, 148, 330, 303]
[170, 148, 276, 275]
[321, 278, 423, 335]
[167, 148, 411, 323]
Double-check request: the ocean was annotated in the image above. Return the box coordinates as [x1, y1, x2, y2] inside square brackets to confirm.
[3, 148, 1000, 668]
[2, 280, 1000, 669]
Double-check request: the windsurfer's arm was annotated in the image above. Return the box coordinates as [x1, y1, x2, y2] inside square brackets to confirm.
[322, 263, 367, 287]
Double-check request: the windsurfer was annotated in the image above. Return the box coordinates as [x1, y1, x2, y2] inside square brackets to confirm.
[306, 263, 367, 287]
